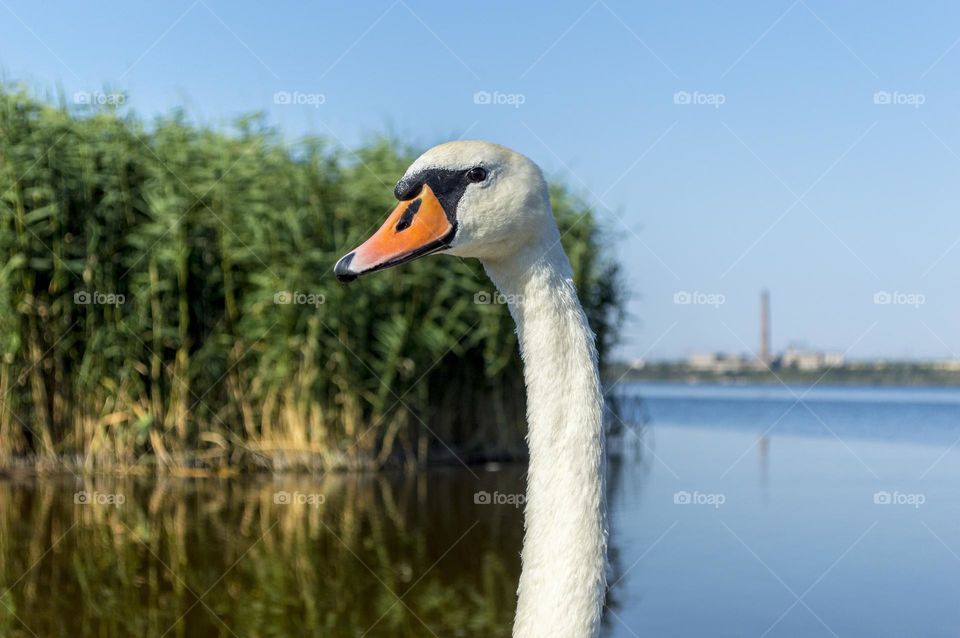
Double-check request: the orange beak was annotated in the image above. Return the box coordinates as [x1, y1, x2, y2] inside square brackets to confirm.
[334, 184, 455, 282]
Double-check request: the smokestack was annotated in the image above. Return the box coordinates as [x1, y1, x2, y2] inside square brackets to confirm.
[760, 289, 770, 364]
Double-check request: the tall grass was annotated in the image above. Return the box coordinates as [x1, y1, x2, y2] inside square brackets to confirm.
[0, 86, 624, 473]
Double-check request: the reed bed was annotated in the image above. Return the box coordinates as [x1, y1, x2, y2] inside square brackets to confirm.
[0, 86, 624, 473]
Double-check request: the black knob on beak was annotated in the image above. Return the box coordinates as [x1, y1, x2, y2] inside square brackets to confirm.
[334, 252, 359, 283]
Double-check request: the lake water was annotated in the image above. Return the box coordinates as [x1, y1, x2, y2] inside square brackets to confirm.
[2, 382, 960, 637]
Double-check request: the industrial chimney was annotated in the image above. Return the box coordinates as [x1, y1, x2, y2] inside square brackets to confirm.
[760, 289, 770, 365]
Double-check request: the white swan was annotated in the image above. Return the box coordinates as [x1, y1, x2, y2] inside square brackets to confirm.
[335, 141, 607, 638]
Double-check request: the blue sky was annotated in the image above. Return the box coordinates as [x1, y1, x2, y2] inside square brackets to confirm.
[3, 0, 960, 361]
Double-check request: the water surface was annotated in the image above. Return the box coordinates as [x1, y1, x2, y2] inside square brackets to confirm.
[607, 382, 960, 637]
[3, 382, 960, 637]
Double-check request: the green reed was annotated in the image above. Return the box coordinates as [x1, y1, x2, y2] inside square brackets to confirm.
[0, 86, 624, 473]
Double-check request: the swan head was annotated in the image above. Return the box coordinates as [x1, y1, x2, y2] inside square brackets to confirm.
[334, 140, 552, 282]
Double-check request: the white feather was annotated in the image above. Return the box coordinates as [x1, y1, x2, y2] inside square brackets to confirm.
[407, 141, 608, 638]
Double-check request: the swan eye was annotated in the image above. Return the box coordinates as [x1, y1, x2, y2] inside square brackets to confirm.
[466, 167, 487, 183]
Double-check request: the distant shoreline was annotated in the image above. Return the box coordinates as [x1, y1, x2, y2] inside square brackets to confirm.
[608, 363, 960, 387]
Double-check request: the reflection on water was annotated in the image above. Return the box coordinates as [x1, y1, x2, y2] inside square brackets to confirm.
[757, 435, 769, 487]
[11, 382, 960, 638]
[0, 469, 532, 637]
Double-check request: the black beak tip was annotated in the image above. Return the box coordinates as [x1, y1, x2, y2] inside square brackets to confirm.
[334, 252, 359, 283]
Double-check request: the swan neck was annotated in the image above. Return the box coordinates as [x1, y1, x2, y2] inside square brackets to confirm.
[484, 242, 607, 638]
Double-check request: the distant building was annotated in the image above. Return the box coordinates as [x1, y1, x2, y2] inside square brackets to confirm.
[823, 352, 845, 368]
[781, 348, 845, 371]
[683, 291, 845, 374]
[688, 352, 720, 370]
[688, 352, 754, 373]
